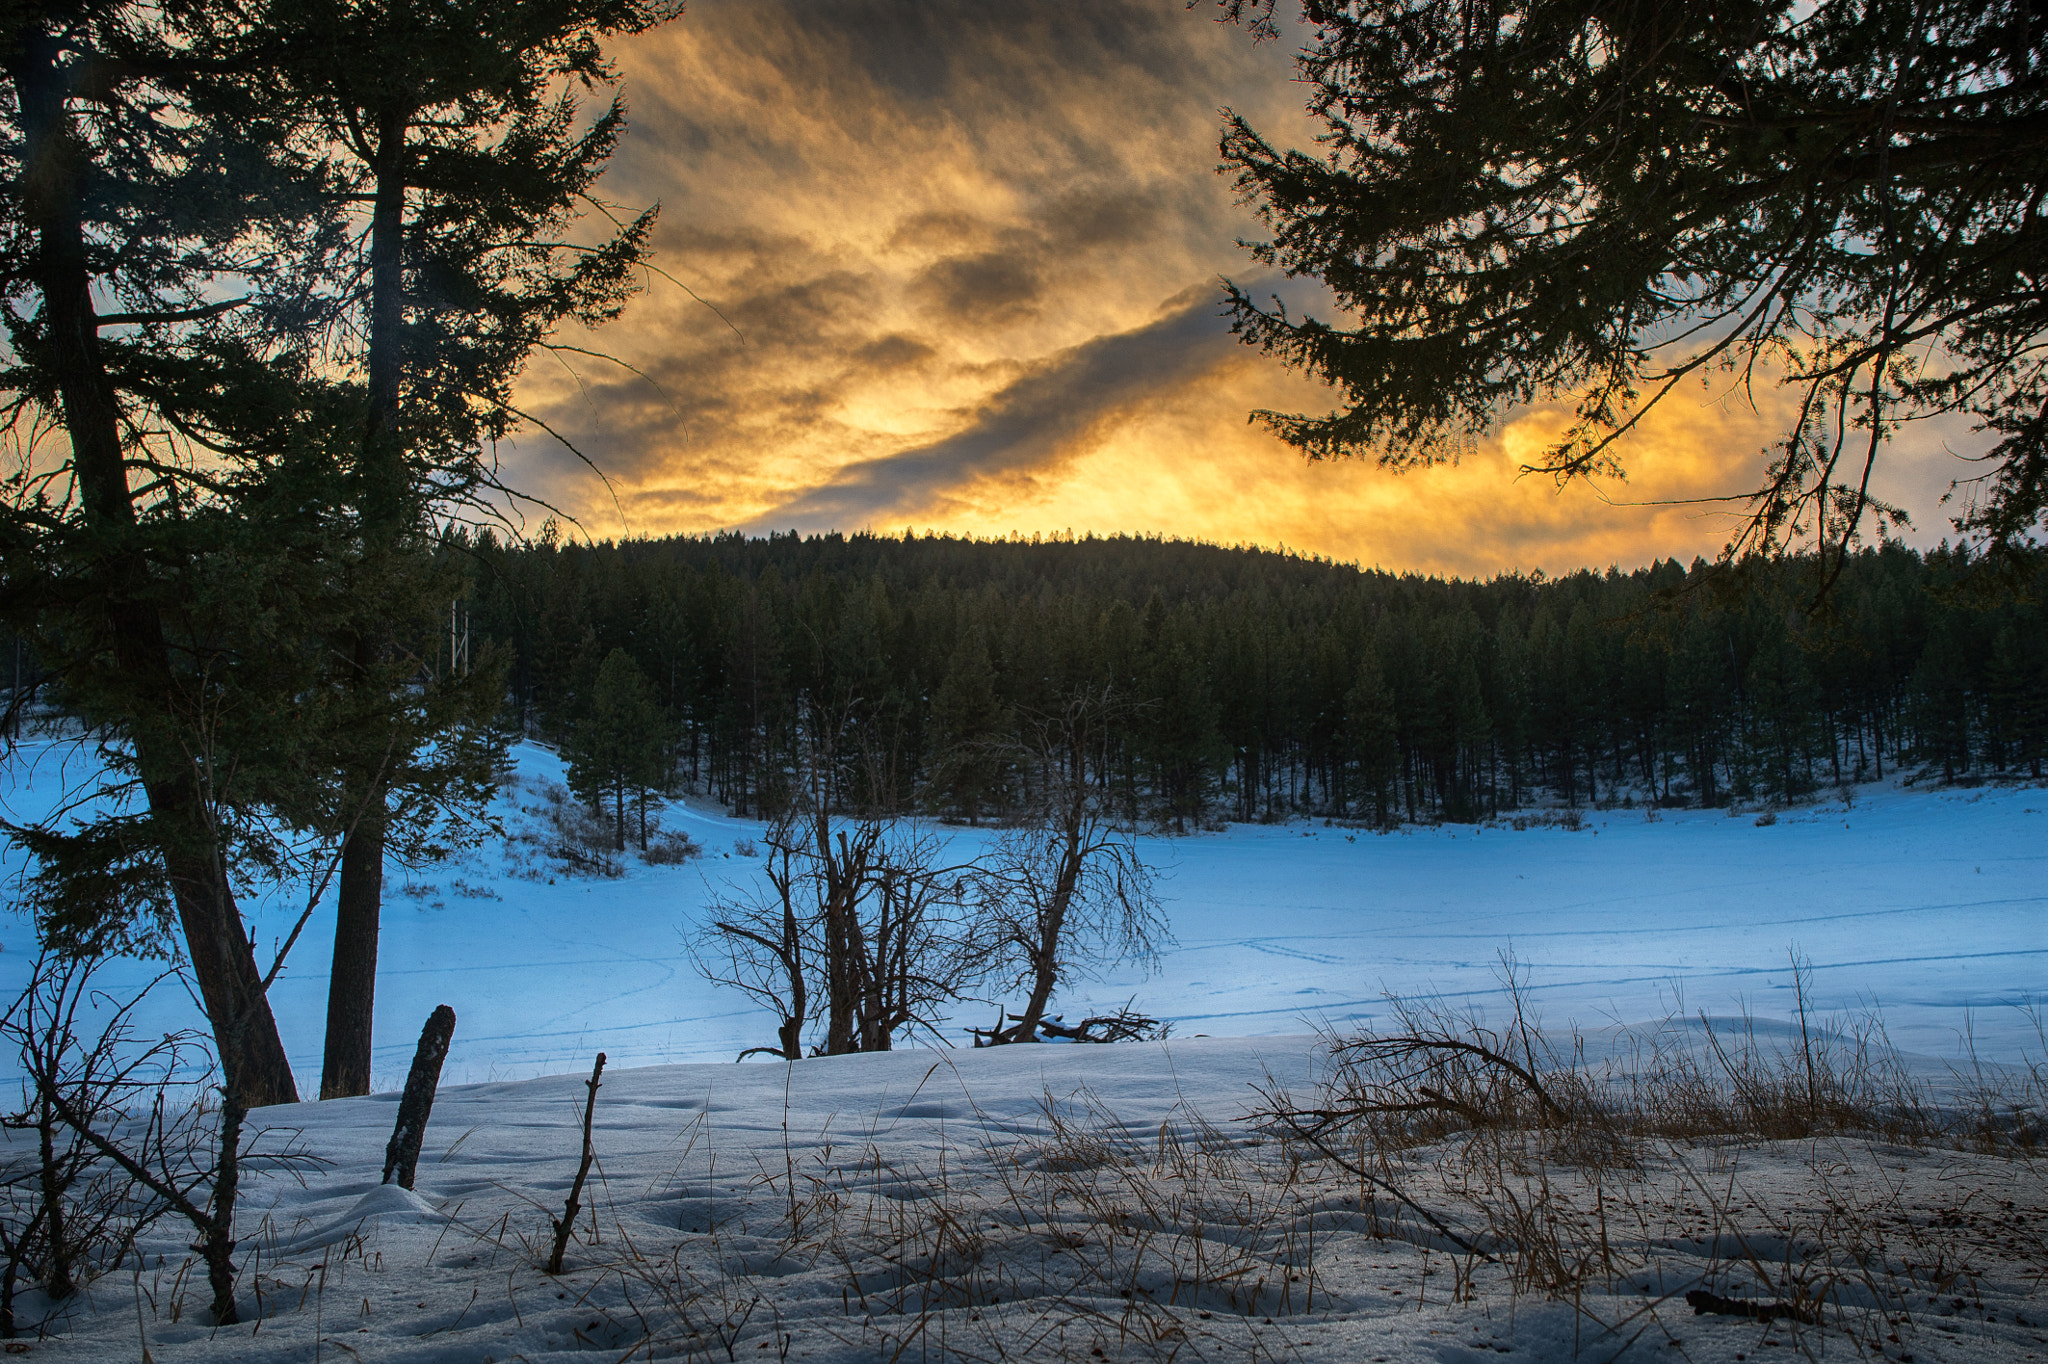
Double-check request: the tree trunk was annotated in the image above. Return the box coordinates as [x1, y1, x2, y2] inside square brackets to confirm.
[1006, 942, 1060, 1043]
[323, 100, 413, 1098]
[36, 1097, 71, 1301]
[1000, 808, 1085, 1044]
[203, 1094, 246, 1325]
[321, 792, 385, 1099]
[8, 28, 298, 1107]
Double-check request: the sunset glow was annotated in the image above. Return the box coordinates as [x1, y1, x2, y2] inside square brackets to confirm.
[508, 0, 1979, 575]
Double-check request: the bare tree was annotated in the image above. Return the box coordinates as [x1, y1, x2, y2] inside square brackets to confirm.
[697, 807, 814, 1061]
[977, 688, 1170, 1045]
[847, 823, 981, 1052]
[696, 711, 986, 1059]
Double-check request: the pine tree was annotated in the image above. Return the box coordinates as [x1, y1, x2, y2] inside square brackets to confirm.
[1145, 634, 1224, 831]
[565, 649, 666, 850]
[1986, 614, 2048, 778]
[1910, 609, 1976, 781]
[0, 0, 362, 1106]
[1745, 621, 1821, 804]
[929, 629, 1008, 823]
[1345, 650, 1400, 827]
[263, 0, 675, 1098]
[1217, 0, 2045, 554]
[1668, 609, 1732, 806]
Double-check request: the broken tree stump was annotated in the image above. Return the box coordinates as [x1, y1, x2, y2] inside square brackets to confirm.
[382, 1004, 457, 1190]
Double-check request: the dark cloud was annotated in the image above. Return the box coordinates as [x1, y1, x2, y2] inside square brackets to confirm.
[904, 188, 1172, 325]
[853, 333, 937, 373]
[742, 291, 1234, 532]
[913, 251, 1046, 325]
[671, 0, 1245, 112]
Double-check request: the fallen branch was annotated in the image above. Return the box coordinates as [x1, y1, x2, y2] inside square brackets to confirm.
[970, 1007, 1162, 1045]
[1685, 1289, 1821, 1326]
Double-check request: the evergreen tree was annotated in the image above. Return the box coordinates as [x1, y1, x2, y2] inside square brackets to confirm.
[0, 0, 361, 1106]
[1345, 649, 1400, 827]
[1144, 625, 1224, 831]
[1987, 613, 2048, 778]
[564, 649, 666, 850]
[261, 0, 674, 1098]
[1745, 621, 1822, 804]
[1911, 608, 1976, 782]
[929, 630, 1008, 823]
[1217, 0, 2047, 556]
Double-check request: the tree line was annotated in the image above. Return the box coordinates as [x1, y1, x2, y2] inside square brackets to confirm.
[462, 530, 2048, 831]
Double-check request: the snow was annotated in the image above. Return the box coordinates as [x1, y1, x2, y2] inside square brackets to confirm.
[4, 740, 2041, 1088]
[12, 1037, 2048, 1363]
[0, 741, 2043, 1360]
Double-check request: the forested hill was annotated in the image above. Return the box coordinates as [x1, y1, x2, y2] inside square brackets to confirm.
[462, 530, 2047, 826]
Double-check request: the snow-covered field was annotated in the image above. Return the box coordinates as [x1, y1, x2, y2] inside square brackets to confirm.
[1, 742, 2043, 1362]
[14, 1036, 2048, 1363]
[1, 740, 2042, 1086]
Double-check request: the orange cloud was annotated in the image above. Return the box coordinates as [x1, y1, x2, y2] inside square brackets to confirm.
[499, 0, 1983, 573]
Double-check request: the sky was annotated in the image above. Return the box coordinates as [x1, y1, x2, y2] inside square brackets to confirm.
[505, 0, 1981, 577]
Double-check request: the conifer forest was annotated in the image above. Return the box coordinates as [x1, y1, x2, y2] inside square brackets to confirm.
[457, 530, 2048, 830]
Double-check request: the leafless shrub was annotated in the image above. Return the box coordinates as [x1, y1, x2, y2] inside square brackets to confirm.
[0, 954, 210, 1334]
[0, 950, 319, 1330]
[1279, 953, 1964, 1171]
[641, 827, 701, 865]
[509, 777, 623, 878]
[1243, 949, 2048, 1358]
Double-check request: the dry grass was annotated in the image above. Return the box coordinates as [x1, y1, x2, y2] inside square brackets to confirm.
[447, 969, 2043, 1362]
[99, 978, 2045, 1362]
[1243, 956, 2048, 1357]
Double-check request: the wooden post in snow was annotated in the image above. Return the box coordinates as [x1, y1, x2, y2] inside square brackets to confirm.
[382, 1005, 457, 1190]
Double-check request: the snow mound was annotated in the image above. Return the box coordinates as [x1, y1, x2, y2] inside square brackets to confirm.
[269, 1181, 446, 1255]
